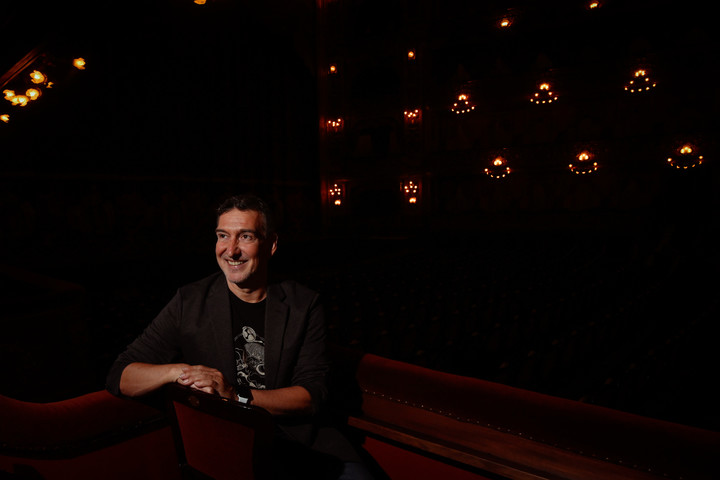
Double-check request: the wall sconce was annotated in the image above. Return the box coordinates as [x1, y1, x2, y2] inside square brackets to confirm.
[326, 117, 343, 134]
[667, 143, 704, 169]
[569, 150, 599, 174]
[484, 156, 511, 179]
[403, 108, 421, 127]
[451, 93, 475, 114]
[328, 182, 346, 206]
[624, 69, 656, 93]
[530, 82, 558, 104]
[401, 178, 421, 204]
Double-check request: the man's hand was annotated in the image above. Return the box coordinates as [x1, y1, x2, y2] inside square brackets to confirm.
[177, 365, 235, 399]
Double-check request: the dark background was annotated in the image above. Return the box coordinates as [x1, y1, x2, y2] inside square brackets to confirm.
[1, 0, 718, 431]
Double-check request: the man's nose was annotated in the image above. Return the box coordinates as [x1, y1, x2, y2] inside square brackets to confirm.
[228, 238, 242, 256]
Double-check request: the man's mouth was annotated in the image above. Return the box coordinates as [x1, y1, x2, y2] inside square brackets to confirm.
[227, 259, 247, 266]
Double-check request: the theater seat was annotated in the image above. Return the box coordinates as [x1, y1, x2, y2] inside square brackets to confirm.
[165, 383, 274, 480]
[0, 389, 179, 480]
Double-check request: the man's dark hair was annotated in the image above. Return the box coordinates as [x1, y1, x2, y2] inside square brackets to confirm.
[216, 194, 275, 237]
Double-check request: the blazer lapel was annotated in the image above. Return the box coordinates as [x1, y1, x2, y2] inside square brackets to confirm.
[264, 283, 289, 390]
[208, 275, 237, 384]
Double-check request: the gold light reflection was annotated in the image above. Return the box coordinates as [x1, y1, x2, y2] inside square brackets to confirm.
[1, 114, 9, 123]
[667, 143, 704, 169]
[72, 58, 86, 70]
[485, 156, 511, 179]
[569, 150, 598, 174]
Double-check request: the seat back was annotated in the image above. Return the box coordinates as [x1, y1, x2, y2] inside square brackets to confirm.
[165, 384, 274, 480]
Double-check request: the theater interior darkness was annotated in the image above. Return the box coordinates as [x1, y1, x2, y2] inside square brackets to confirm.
[1, 0, 718, 433]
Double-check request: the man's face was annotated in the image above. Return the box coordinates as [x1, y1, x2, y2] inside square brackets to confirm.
[215, 209, 277, 290]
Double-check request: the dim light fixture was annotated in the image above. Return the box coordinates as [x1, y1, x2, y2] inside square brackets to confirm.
[667, 143, 704, 169]
[401, 179, 420, 204]
[569, 150, 598, 174]
[485, 156, 511, 179]
[451, 93, 475, 114]
[530, 82, 558, 104]
[404, 109, 421, 126]
[329, 183, 345, 206]
[326, 118, 343, 133]
[624, 69, 656, 93]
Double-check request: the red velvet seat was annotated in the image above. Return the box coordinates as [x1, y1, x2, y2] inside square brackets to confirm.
[165, 383, 274, 480]
[0, 390, 180, 479]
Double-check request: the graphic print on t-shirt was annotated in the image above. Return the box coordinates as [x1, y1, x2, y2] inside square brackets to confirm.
[235, 326, 266, 389]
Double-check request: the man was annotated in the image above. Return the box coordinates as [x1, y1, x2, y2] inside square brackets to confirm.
[106, 193, 372, 479]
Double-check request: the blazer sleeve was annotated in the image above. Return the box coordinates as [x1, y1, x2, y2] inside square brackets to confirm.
[105, 290, 184, 395]
[290, 291, 329, 414]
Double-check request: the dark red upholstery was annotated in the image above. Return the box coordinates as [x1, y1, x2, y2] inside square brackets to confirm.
[166, 384, 274, 480]
[0, 390, 180, 480]
[349, 352, 720, 480]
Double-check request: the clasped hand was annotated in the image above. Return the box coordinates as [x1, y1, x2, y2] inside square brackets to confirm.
[177, 364, 235, 399]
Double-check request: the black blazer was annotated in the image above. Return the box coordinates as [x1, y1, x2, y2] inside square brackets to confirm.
[106, 272, 331, 446]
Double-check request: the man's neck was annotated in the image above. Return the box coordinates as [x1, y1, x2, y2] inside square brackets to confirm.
[228, 281, 267, 303]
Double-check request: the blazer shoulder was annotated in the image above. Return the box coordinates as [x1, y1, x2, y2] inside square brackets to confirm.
[273, 279, 320, 305]
[177, 272, 226, 298]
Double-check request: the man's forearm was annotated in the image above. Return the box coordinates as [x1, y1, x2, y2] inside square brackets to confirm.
[119, 362, 187, 397]
[250, 386, 313, 416]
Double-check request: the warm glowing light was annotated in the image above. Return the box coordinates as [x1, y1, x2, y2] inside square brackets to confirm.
[194, 0, 206, 4]
[26, 88, 41, 100]
[531, 82, 558, 104]
[326, 118, 343, 133]
[329, 64, 337, 74]
[404, 109, 421, 125]
[407, 50, 415, 60]
[29, 70, 47, 84]
[3, 89, 15, 100]
[624, 69, 656, 93]
[329, 183, 345, 206]
[667, 143, 704, 169]
[569, 150, 598, 174]
[0, 114, 9, 123]
[485, 156, 511, 178]
[451, 93, 475, 114]
[499, 18, 512, 27]
[11, 95, 29, 107]
[401, 180, 420, 204]
[587, 1, 601, 9]
[73, 58, 86, 70]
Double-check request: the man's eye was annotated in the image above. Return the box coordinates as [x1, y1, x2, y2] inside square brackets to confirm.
[241, 234, 256, 242]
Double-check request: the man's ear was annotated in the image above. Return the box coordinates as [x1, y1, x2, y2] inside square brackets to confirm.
[268, 233, 278, 256]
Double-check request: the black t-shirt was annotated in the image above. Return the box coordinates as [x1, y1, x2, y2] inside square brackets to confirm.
[229, 291, 267, 390]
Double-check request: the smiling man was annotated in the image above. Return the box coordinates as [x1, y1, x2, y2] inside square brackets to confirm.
[106, 194, 372, 479]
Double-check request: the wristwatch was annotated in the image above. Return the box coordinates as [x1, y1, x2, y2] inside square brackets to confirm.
[235, 384, 253, 404]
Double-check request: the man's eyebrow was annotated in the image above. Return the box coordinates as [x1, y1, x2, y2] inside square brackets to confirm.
[214, 228, 259, 234]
